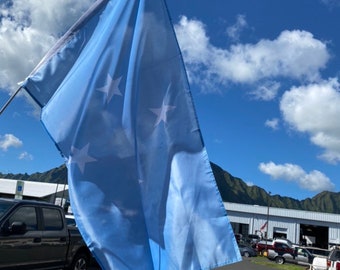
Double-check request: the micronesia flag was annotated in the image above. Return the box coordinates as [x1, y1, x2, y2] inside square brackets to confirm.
[21, 0, 241, 269]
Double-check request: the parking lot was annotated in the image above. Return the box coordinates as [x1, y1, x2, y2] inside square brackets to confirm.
[90, 257, 300, 270]
[216, 256, 309, 270]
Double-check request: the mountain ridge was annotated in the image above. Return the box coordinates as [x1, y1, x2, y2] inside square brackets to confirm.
[1, 162, 339, 214]
[210, 162, 340, 214]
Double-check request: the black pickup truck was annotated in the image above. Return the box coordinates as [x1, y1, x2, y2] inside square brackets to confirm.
[0, 198, 92, 270]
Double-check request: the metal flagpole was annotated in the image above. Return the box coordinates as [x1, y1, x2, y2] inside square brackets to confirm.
[0, 86, 22, 115]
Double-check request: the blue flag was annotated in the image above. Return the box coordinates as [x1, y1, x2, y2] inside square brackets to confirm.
[21, 0, 241, 269]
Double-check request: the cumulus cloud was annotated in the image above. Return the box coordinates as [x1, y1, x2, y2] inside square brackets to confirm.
[0, 0, 94, 92]
[280, 78, 340, 164]
[320, 0, 340, 8]
[250, 81, 281, 101]
[265, 118, 279, 130]
[174, 16, 330, 93]
[0, 134, 23, 151]
[259, 161, 335, 192]
[226, 14, 247, 42]
[18, 151, 34, 161]
[1, 7, 331, 96]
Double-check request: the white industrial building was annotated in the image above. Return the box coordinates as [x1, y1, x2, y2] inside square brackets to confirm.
[2, 178, 340, 249]
[0, 178, 69, 205]
[225, 202, 340, 249]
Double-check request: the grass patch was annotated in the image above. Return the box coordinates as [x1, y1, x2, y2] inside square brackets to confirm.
[250, 256, 308, 270]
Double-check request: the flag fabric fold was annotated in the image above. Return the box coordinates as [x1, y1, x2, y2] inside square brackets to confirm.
[21, 0, 241, 269]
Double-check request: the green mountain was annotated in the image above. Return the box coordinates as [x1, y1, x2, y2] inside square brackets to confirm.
[210, 162, 340, 214]
[0, 165, 67, 184]
[1, 162, 340, 214]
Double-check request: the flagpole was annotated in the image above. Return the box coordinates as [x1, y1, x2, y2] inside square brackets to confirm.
[0, 86, 22, 115]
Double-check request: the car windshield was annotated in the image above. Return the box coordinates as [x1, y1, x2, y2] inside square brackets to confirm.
[0, 200, 15, 219]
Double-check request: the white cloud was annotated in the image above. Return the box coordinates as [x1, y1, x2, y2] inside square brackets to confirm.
[226, 14, 247, 42]
[250, 81, 281, 101]
[0, 134, 23, 151]
[0, 0, 94, 92]
[280, 78, 340, 164]
[320, 0, 340, 8]
[259, 161, 335, 192]
[246, 181, 254, 187]
[1, 7, 331, 96]
[18, 151, 34, 161]
[213, 138, 223, 144]
[265, 118, 279, 130]
[175, 17, 330, 93]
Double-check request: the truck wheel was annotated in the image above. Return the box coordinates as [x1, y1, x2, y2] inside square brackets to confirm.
[70, 252, 89, 270]
[275, 256, 285, 264]
[244, 251, 250, 257]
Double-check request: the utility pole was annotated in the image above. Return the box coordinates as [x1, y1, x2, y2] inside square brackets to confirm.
[264, 191, 271, 256]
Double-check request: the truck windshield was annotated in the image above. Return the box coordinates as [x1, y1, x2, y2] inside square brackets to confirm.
[0, 201, 15, 219]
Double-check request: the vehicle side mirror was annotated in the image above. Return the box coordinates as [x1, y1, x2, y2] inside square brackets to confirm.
[10, 221, 27, 234]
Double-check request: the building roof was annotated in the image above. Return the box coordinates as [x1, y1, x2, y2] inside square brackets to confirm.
[224, 202, 340, 224]
[0, 178, 68, 199]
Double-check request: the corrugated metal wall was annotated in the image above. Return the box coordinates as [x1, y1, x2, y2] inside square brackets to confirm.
[225, 202, 340, 247]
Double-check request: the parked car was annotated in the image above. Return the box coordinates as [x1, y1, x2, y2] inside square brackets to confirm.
[267, 245, 313, 266]
[238, 243, 257, 257]
[248, 234, 261, 243]
[326, 247, 340, 270]
[243, 234, 261, 248]
[256, 238, 296, 254]
[310, 256, 327, 270]
[234, 233, 242, 243]
[0, 198, 92, 270]
[293, 247, 315, 266]
[266, 242, 295, 264]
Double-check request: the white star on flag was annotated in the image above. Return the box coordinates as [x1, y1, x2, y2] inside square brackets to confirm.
[149, 102, 176, 126]
[69, 143, 97, 174]
[97, 74, 122, 103]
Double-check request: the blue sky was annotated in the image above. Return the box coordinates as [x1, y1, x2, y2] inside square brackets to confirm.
[0, 0, 340, 201]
